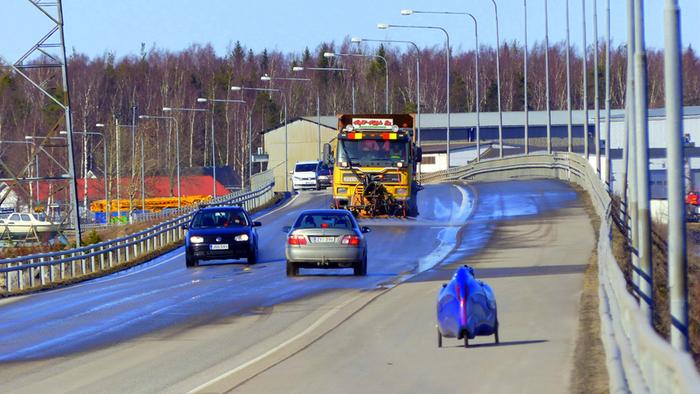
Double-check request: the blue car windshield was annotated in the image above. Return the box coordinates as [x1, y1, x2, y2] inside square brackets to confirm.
[191, 210, 248, 228]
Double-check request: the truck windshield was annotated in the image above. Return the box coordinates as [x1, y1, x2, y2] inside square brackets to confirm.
[337, 139, 408, 166]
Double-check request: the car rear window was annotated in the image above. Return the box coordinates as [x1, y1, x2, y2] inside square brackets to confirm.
[295, 163, 317, 172]
[191, 210, 248, 228]
[294, 213, 354, 230]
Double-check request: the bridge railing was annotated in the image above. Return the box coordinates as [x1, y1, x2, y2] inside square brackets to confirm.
[0, 171, 275, 295]
[420, 152, 700, 393]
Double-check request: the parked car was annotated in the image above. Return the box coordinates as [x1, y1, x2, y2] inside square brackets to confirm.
[284, 209, 370, 276]
[315, 161, 333, 190]
[184, 205, 261, 268]
[291, 161, 319, 191]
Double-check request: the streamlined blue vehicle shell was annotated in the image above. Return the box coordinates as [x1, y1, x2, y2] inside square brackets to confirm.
[436, 265, 498, 344]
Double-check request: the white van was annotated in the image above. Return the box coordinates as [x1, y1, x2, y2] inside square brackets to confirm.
[291, 161, 319, 191]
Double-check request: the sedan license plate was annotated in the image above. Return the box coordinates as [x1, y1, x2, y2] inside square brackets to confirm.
[313, 236, 336, 243]
[210, 244, 229, 250]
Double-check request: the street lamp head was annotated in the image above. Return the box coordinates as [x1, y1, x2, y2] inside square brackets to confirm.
[323, 52, 335, 58]
[260, 74, 272, 81]
[292, 66, 304, 71]
[59, 131, 67, 135]
[138, 115, 148, 119]
[24, 136, 32, 140]
[377, 23, 390, 29]
[351, 37, 363, 43]
[400, 9, 414, 15]
[230, 86, 242, 91]
[162, 107, 172, 112]
[196, 98, 208, 103]
[95, 123, 105, 128]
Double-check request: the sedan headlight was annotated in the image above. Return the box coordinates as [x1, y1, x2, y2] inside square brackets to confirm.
[190, 235, 204, 243]
[234, 233, 250, 242]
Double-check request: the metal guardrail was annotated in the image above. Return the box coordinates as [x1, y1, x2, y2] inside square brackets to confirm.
[0, 171, 275, 295]
[421, 152, 700, 393]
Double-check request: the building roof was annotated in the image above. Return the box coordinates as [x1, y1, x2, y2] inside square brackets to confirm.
[36, 175, 230, 201]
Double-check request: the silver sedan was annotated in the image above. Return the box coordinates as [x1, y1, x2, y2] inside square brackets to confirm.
[284, 209, 370, 276]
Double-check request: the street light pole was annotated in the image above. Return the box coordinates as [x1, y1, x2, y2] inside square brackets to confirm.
[378, 23, 450, 167]
[231, 86, 288, 190]
[488, 0, 503, 158]
[634, 0, 653, 321]
[290, 67, 347, 159]
[605, 0, 612, 188]
[566, 0, 573, 153]
[324, 52, 388, 113]
[544, 0, 552, 154]
[351, 37, 422, 145]
[582, 0, 590, 159]
[139, 115, 181, 208]
[61, 127, 108, 224]
[162, 107, 208, 198]
[594, 0, 601, 175]
[399, 10, 479, 161]
[524, 0, 529, 155]
[663, 0, 688, 351]
[196, 97, 246, 197]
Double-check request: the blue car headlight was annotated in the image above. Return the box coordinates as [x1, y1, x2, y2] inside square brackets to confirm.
[234, 234, 249, 242]
[190, 235, 204, 244]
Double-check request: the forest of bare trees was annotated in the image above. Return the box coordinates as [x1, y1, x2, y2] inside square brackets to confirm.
[2, 38, 700, 197]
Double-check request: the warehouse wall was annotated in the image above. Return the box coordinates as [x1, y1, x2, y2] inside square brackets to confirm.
[264, 119, 337, 192]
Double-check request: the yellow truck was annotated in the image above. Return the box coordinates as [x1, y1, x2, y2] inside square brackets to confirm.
[323, 114, 422, 217]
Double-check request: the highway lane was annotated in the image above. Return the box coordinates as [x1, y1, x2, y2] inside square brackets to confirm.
[230, 180, 592, 394]
[0, 183, 475, 392]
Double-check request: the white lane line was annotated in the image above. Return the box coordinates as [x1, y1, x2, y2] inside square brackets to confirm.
[186, 291, 363, 394]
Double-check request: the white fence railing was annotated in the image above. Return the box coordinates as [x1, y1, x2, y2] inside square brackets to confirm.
[421, 152, 700, 393]
[0, 171, 275, 295]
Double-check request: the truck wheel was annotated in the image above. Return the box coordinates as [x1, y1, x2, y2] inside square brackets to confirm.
[286, 260, 298, 277]
[437, 327, 443, 348]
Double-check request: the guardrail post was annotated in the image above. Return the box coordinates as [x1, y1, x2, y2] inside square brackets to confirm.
[40, 257, 46, 286]
[123, 240, 128, 263]
[108, 247, 114, 268]
[90, 248, 96, 273]
[29, 258, 35, 288]
[18, 264, 23, 291]
[99, 246, 105, 271]
[6, 263, 11, 292]
[60, 254, 66, 280]
[48, 256, 54, 283]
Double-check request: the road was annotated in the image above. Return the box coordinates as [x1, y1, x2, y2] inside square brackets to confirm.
[0, 179, 592, 393]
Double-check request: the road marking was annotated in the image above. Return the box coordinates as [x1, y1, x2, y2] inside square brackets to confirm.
[186, 291, 363, 394]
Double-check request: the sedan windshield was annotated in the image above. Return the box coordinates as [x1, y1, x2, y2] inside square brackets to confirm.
[337, 139, 408, 166]
[294, 213, 354, 230]
[191, 210, 248, 228]
[295, 163, 317, 172]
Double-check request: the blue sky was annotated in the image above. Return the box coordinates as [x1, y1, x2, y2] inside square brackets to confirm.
[1, 0, 699, 62]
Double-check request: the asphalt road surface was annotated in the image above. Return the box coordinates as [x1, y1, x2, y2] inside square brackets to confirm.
[0, 179, 592, 393]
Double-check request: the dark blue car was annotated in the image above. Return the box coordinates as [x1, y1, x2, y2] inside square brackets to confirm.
[184, 206, 261, 268]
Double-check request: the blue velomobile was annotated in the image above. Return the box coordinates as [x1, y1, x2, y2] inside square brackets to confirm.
[436, 265, 499, 347]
